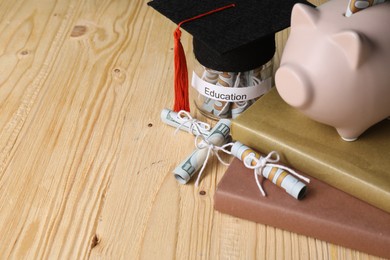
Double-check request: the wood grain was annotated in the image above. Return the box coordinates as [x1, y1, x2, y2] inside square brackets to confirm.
[0, 0, 385, 259]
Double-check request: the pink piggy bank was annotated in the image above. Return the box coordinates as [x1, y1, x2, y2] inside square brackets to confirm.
[275, 0, 390, 141]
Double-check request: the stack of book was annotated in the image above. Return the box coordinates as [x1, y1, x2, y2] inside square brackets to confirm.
[214, 88, 390, 258]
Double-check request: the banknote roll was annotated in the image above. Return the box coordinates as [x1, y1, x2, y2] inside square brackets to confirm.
[231, 141, 307, 199]
[262, 166, 307, 200]
[345, 0, 386, 17]
[160, 108, 210, 137]
[213, 72, 236, 117]
[173, 119, 231, 184]
[173, 148, 207, 184]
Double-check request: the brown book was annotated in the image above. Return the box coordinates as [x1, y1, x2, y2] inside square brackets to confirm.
[214, 158, 390, 259]
[231, 88, 390, 213]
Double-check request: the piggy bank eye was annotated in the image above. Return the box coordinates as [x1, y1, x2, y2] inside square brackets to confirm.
[275, 64, 313, 109]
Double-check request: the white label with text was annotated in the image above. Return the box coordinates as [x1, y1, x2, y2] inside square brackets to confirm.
[191, 72, 272, 102]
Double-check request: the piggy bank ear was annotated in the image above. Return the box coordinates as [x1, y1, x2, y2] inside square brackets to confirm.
[291, 3, 318, 28]
[331, 31, 368, 70]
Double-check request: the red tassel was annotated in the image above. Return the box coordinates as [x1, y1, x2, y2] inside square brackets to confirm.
[173, 27, 190, 112]
[171, 3, 235, 112]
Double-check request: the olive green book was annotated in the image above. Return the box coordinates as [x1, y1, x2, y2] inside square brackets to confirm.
[231, 88, 390, 213]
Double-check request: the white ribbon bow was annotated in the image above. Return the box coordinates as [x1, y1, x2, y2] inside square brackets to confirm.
[175, 110, 210, 136]
[194, 134, 233, 187]
[244, 151, 310, 196]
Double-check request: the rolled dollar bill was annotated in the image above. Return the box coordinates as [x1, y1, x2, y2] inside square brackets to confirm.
[213, 72, 236, 117]
[230, 101, 249, 119]
[231, 141, 307, 199]
[345, 0, 386, 17]
[173, 119, 231, 184]
[231, 62, 273, 119]
[160, 108, 210, 137]
[200, 67, 219, 113]
[230, 70, 256, 119]
[230, 71, 248, 119]
[202, 67, 219, 83]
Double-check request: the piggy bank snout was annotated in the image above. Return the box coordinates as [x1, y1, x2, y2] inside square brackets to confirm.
[275, 64, 313, 109]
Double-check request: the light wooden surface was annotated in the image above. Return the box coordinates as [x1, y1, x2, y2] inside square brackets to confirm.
[0, 0, 384, 259]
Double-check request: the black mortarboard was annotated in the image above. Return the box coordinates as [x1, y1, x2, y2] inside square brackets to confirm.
[148, 0, 313, 72]
[147, 0, 313, 111]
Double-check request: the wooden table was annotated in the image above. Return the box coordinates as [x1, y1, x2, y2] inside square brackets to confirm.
[0, 0, 383, 259]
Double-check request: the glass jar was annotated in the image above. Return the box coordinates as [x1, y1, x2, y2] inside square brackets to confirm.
[191, 58, 274, 120]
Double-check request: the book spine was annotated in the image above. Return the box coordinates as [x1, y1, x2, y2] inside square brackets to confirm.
[214, 190, 390, 259]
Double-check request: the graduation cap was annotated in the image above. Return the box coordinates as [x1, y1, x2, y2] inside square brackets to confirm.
[148, 0, 314, 112]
